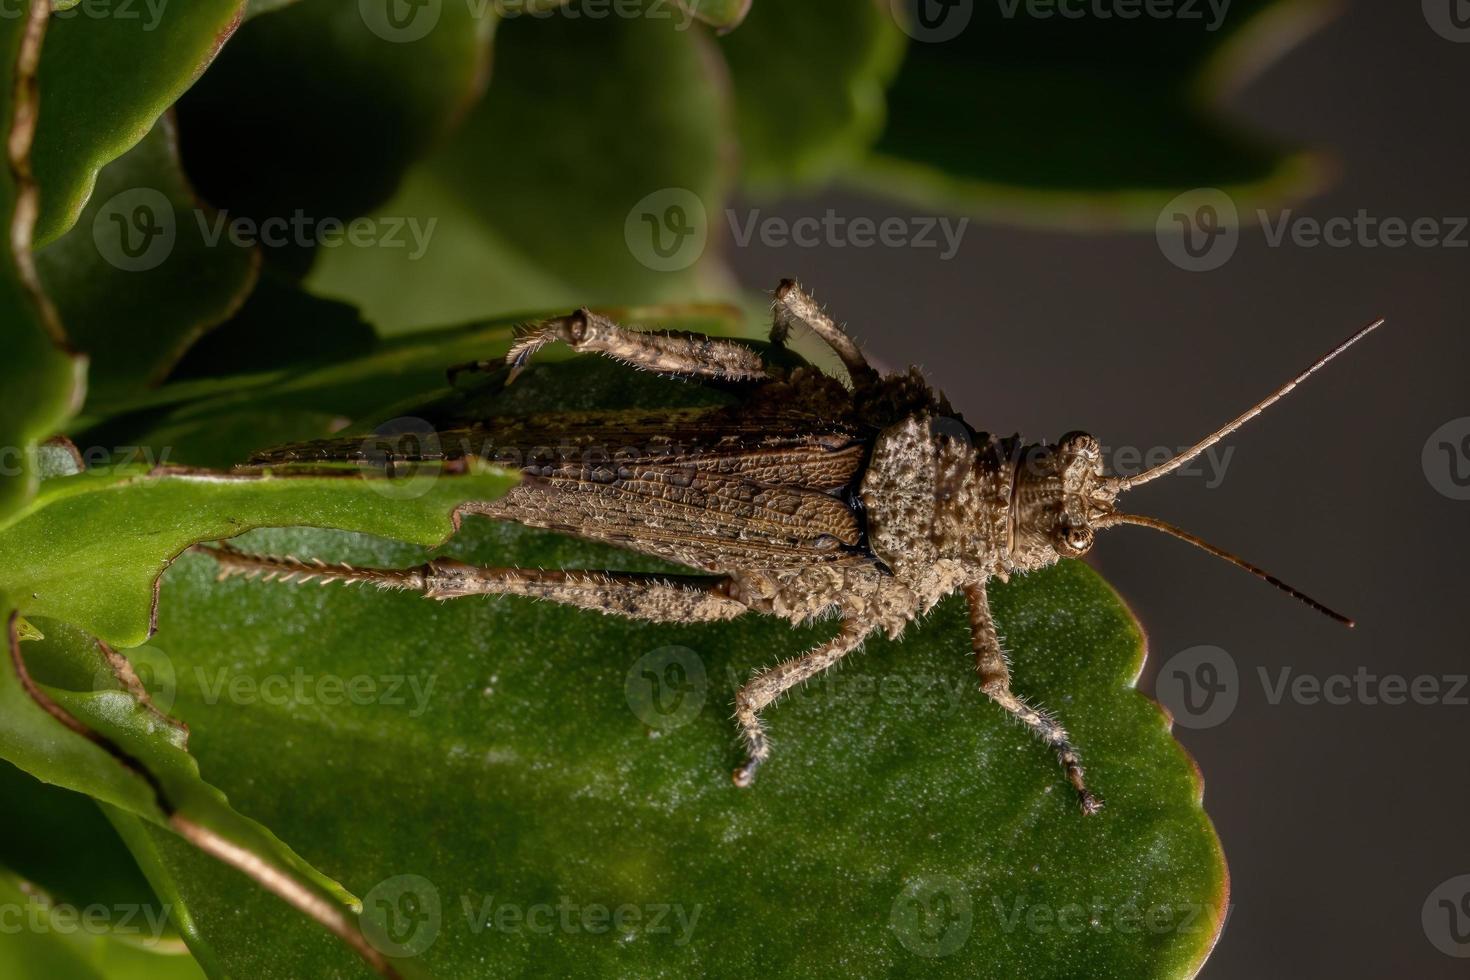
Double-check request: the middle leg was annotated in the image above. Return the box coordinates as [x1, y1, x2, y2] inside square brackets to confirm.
[965, 582, 1102, 814]
[731, 622, 870, 787]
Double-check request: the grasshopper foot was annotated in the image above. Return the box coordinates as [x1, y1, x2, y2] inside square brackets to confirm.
[732, 759, 761, 788]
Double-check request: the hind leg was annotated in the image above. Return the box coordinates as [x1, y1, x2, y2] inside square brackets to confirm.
[197, 544, 750, 623]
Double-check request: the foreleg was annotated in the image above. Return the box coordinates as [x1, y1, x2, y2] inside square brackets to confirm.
[965, 582, 1102, 814]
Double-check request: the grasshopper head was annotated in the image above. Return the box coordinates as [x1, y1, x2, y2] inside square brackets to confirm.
[1014, 315, 1389, 628]
[1008, 424, 1353, 627]
[1009, 431, 1118, 564]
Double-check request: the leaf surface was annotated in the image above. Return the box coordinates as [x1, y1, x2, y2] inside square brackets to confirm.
[72, 345, 1229, 978]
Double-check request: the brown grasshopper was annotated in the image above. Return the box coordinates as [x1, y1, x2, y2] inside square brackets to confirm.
[205, 279, 1383, 814]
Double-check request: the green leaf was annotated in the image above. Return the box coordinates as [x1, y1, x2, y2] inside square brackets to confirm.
[91, 352, 1227, 978]
[0, 866, 204, 980]
[0, 605, 356, 933]
[33, 0, 247, 245]
[35, 116, 259, 399]
[0, 9, 86, 523]
[308, 9, 734, 332]
[720, 0, 906, 186]
[174, 0, 494, 272]
[0, 462, 518, 646]
[0, 767, 204, 973]
[0, 462, 517, 975]
[861, 0, 1331, 226]
[102, 807, 353, 978]
[0, 760, 174, 935]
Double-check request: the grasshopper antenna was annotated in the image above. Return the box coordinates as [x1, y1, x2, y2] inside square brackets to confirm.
[1097, 512, 1354, 627]
[1119, 317, 1386, 490]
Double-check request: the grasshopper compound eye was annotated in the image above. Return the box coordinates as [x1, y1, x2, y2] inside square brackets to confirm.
[1057, 431, 1100, 461]
[1057, 522, 1094, 557]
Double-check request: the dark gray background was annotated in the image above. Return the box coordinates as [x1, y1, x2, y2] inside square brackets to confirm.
[724, 3, 1467, 976]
